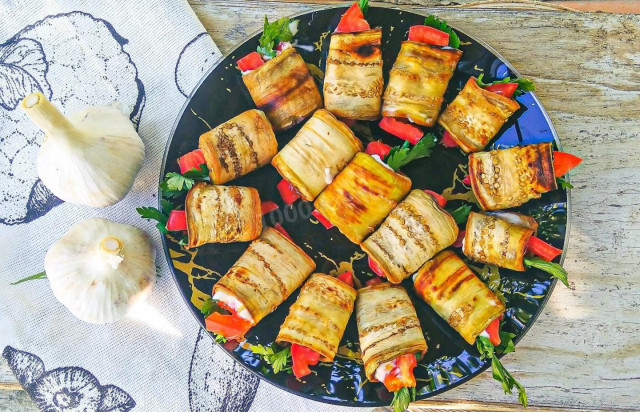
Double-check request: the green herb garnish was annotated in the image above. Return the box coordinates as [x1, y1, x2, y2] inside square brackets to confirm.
[390, 386, 416, 412]
[424, 15, 460, 49]
[200, 298, 230, 317]
[448, 204, 472, 224]
[384, 134, 437, 171]
[160, 164, 210, 199]
[11, 271, 47, 285]
[524, 257, 569, 287]
[250, 343, 292, 374]
[257, 17, 296, 59]
[556, 177, 573, 189]
[358, 0, 369, 15]
[477, 335, 527, 407]
[476, 73, 535, 98]
[137, 206, 169, 234]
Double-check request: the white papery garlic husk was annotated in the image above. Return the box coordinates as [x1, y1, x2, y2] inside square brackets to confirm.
[21, 92, 145, 207]
[45, 218, 156, 324]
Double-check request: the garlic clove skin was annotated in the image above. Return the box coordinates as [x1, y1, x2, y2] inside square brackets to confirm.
[22, 92, 145, 208]
[45, 217, 156, 324]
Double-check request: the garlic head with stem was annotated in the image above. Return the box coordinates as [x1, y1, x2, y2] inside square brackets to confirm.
[21, 92, 145, 207]
[44, 217, 157, 324]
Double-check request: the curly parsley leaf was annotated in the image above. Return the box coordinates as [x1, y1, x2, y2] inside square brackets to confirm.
[257, 16, 296, 59]
[250, 343, 292, 374]
[136, 206, 169, 234]
[391, 386, 415, 412]
[557, 177, 573, 189]
[424, 15, 460, 49]
[11, 271, 47, 285]
[448, 204, 472, 224]
[524, 257, 569, 287]
[477, 336, 527, 407]
[476, 73, 536, 97]
[358, 0, 369, 15]
[384, 134, 437, 171]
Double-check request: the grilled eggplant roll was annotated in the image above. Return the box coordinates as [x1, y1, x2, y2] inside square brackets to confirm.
[469, 142, 557, 211]
[413, 250, 505, 344]
[212, 227, 316, 329]
[276, 273, 356, 361]
[382, 42, 462, 127]
[199, 109, 278, 184]
[242, 48, 322, 131]
[185, 183, 262, 248]
[356, 283, 427, 382]
[361, 190, 458, 284]
[324, 29, 383, 120]
[314, 152, 412, 244]
[463, 212, 535, 271]
[271, 109, 363, 201]
[438, 77, 520, 153]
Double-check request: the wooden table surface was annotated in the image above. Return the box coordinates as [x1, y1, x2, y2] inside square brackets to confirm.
[2, 1, 639, 411]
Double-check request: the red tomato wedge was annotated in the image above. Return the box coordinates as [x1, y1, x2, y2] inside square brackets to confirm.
[205, 312, 252, 341]
[178, 149, 206, 174]
[368, 256, 386, 278]
[166, 210, 187, 232]
[335, 2, 370, 33]
[277, 179, 301, 205]
[379, 117, 423, 144]
[527, 236, 562, 262]
[382, 353, 418, 392]
[261, 201, 279, 215]
[311, 209, 334, 229]
[423, 190, 447, 208]
[485, 83, 518, 99]
[441, 130, 459, 148]
[553, 151, 583, 177]
[337, 271, 355, 287]
[365, 277, 383, 286]
[365, 141, 392, 158]
[237, 52, 264, 72]
[408, 25, 450, 47]
[462, 175, 471, 185]
[291, 344, 321, 379]
[485, 317, 501, 346]
[273, 223, 293, 241]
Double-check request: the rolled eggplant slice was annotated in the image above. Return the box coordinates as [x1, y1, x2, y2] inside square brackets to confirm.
[314, 152, 412, 244]
[382, 41, 462, 127]
[199, 109, 278, 184]
[324, 29, 383, 120]
[276, 273, 357, 361]
[356, 283, 427, 381]
[361, 190, 458, 284]
[469, 142, 557, 211]
[463, 212, 535, 271]
[186, 183, 262, 248]
[438, 77, 520, 153]
[271, 109, 363, 201]
[213, 227, 316, 325]
[242, 48, 322, 131]
[413, 250, 505, 345]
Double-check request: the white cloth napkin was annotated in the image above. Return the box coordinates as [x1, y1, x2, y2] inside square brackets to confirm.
[0, 1, 367, 411]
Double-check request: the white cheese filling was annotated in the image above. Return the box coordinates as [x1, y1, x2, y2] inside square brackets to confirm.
[374, 359, 398, 383]
[212, 290, 254, 323]
[371, 154, 393, 171]
[324, 167, 334, 185]
[479, 330, 490, 339]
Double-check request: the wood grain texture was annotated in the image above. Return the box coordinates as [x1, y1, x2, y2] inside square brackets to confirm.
[3, 1, 639, 411]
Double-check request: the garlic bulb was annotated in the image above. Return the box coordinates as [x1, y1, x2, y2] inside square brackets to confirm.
[45, 218, 156, 324]
[21, 92, 145, 207]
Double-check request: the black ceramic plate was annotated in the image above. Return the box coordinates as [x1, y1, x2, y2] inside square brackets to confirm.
[162, 5, 569, 407]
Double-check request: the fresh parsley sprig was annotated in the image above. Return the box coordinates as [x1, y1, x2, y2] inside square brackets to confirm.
[391, 386, 416, 412]
[524, 257, 569, 287]
[384, 134, 437, 171]
[250, 343, 292, 374]
[257, 17, 297, 59]
[136, 199, 177, 234]
[476, 73, 536, 98]
[448, 204, 472, 224]
[476, 335, 527, 407]
[557, 177, 573, 189]
[200, 298, 229, 343]
[160, 164, 210, 199]
[424, 15, 460, 49]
